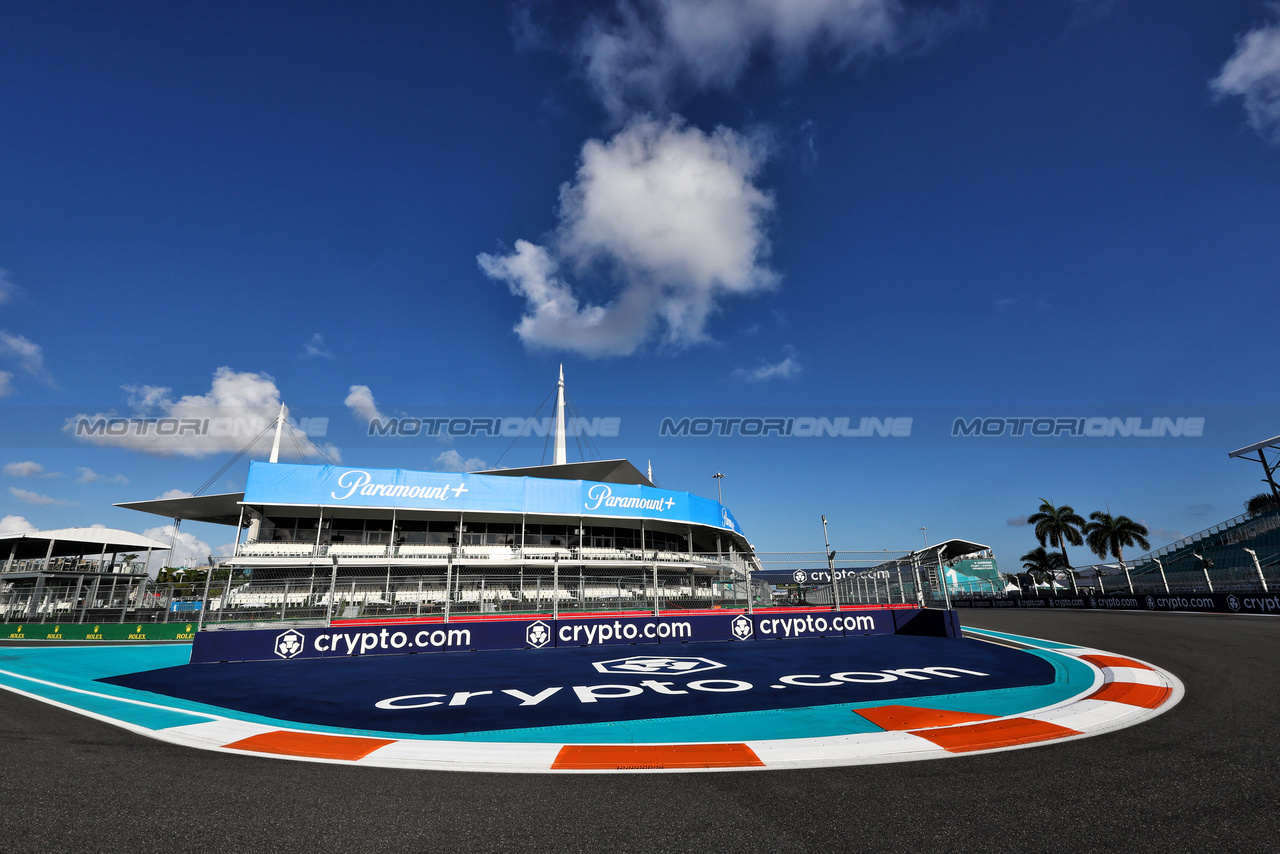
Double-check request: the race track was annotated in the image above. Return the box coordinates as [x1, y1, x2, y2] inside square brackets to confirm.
[1, 610, 1276, 853]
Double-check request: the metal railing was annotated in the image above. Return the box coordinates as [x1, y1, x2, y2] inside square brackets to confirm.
[0, 577, 176, 623]
[189, 563, 767, 628]
[0, 548, 968, 628]
[232, 541, 756, 570]
[1131, 508, 1280, 564]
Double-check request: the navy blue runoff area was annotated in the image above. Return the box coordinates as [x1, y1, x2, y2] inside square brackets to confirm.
[103, 635, 1053, 737]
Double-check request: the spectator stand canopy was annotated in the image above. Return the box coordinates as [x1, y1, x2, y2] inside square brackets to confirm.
[0, 527, 169, 621]
[1230, 434, 1280, 498]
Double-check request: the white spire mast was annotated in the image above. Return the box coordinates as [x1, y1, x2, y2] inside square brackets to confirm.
[268, 403, 287, 464]
[553, 364, 568, 466]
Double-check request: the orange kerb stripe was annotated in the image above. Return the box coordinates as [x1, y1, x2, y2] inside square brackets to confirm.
[1081, 654, 1153, 671]
[1088, 681, 1171, 709]
[854, 705, 999, 731]
[226, 730, 395, 761]
[909, 717, 1081, 753]
[552, 743, 764, 770]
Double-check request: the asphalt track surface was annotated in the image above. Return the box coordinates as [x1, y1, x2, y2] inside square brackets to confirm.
[1, 611, 1276, 854]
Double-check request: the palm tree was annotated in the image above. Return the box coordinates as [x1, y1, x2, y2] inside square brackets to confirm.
[1085, 511, 1151, 593]
[1020, 546, 1072, 594]
[1028, 499, 1086, 569]
[1245, 492, 1280, 517]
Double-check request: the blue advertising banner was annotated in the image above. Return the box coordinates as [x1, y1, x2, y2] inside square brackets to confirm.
[243, 462, 742, 533]
[189, 608, 944, 663]
[953, 592, 1280, 615]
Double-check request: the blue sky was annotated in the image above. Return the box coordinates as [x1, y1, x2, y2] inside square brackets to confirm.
[1, 1, 1278, 567]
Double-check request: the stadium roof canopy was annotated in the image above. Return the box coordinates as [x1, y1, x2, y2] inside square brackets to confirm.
[873, 539, 992, 570]
[0, 527, 169, 561]
[1229, 434, 1280, 497]
[115, 492, 246, 526]
[114, 461, 659, 526]
[474, 459, 654, 487]
[1229, 434, 1280, 458]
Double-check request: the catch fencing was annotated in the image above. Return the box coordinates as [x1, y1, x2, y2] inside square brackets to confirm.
[0, 549, 962, 628]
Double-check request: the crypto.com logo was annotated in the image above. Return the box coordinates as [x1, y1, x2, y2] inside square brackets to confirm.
[274, 629, 305, 659]
[591, 656, 725, 675]
[526, 621, 551, 648]
[731, 615, 753, 640]
[793, 570, 807, 583]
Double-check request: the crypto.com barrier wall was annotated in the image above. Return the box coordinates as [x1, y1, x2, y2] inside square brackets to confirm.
[953, 592, 1280, 616]
[188, 607, 960, 663]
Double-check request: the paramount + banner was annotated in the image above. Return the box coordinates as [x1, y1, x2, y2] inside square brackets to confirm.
[955, 593, 1280, 615]
[188, 608, 946, 664]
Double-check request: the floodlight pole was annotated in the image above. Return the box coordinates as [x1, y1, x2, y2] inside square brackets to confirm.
[1194, 553, 1214, 593]
[713, 472, 725, 504]
[936, 546, 952, 610]
[822, 516, 840, 611]
[1244, 548, 1268, 593]
[1153, 557, 1169, 594]
[197, 556, 214, 632]
[444, 554, 453, 623]
[325, 555, 339, 625]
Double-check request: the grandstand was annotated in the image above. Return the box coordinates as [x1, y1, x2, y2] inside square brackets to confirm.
[117, 369, 766, 625]
[1127, 505, 1280, 593]
[0, 527, 169, 621]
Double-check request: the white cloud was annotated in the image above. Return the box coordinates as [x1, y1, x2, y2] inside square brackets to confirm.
[479, 117, 777, 356]
[64, 366, 321, 459]
[4, 461, 51, 477]
[142, 524, 214, 568]
[734, 345, 800, 381]
[156, 488, 194, 500]
[344, 384, 386, 423]
[9, 486, 76, 506]
[0, 331, 54, 386]
[0, 371, 12, 398]
[1212, 6, 1280, 145]
[0, 269, 17, 304]
[432, 450, 488, 473]
[1006, 516, 1032, 527]
[1144, 523, 1184, 545]
[0, 514, 38, 535]
[76, 467, 128, 485]
[303, 332, 334, 359]
[576, 0, 960, 119]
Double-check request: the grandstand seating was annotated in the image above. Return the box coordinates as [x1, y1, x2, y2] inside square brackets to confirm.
[238, 542, 316, 557]
[395, 545, 452, 558]
[1130, 507, 1280, 590]
[460, 546, 516, 560]
[521, 546, 573, 560]
[327, 543, 390, 557]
